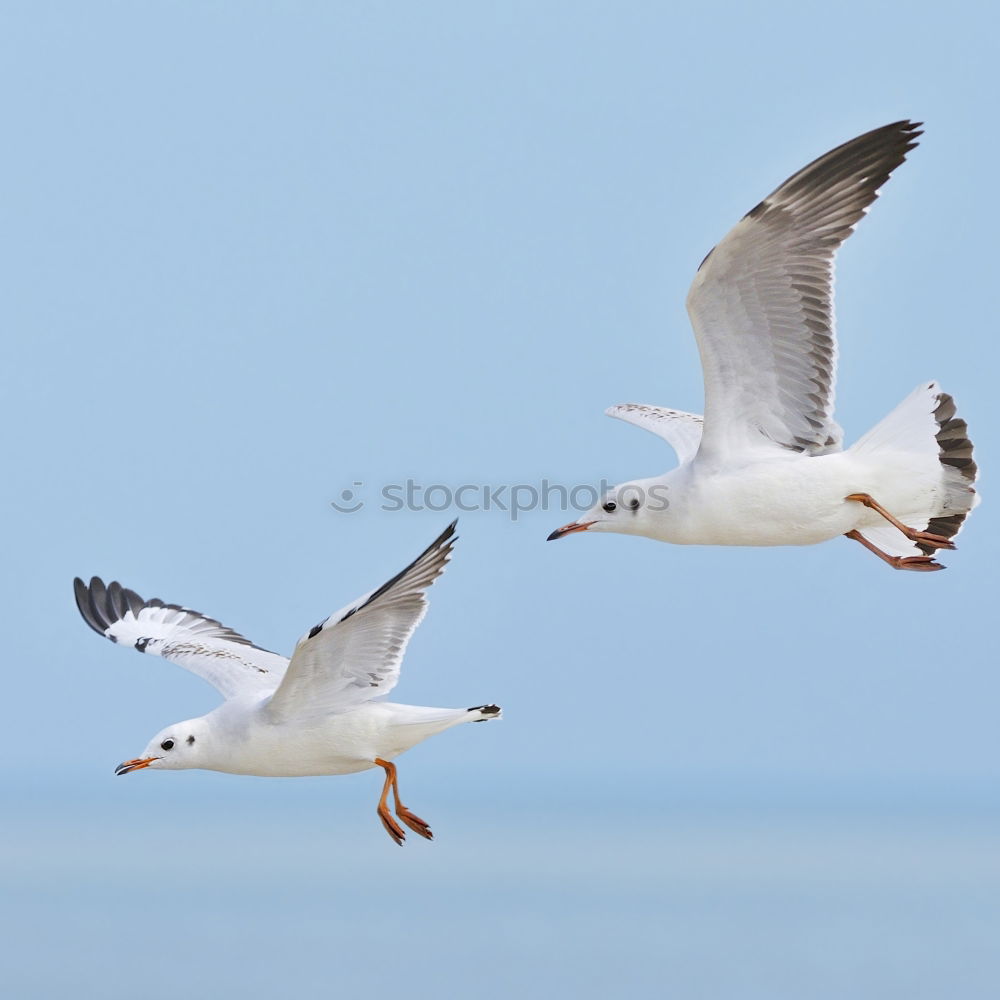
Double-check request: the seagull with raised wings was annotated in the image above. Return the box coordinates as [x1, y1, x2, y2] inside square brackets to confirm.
[74, 522, 500, 845]
[548, 121, 978, 570]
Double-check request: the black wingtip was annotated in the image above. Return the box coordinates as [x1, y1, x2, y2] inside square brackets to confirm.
[335, 519, 461, 627]
[437, 519, 459, 546]
[74, 576, 111, 637]
[757, 118, 926, 221]
[890, 118, 923, 151]
[422, 518, 459, 556]
[74, 576, 150, 643]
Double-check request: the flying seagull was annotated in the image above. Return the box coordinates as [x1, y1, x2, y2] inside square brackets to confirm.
[549, 121, 978, 570]
[74, 521, 501, 845]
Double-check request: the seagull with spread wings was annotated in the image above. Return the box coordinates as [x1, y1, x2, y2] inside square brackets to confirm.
[74, 521, 500, 845]
[548, 121, 978, 570]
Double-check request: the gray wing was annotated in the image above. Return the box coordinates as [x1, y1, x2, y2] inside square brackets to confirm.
[605, 404, 704, 465]
[265, 522, 457, 721]
[74, 577, 288, 699]
[686, 120, 922, 462]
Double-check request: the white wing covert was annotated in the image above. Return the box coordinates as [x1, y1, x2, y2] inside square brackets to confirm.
[605, 404, 703, 465]
[74, 577, 288, 699]
[686, 120, 922, 463]
[265, 521, 457, 722]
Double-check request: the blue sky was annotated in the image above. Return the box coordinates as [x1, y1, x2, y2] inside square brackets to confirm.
[3, 2, 999, 997]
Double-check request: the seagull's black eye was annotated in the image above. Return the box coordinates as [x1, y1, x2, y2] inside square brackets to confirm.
[602, 501, 617, 513]
[160, 739, 174, 751]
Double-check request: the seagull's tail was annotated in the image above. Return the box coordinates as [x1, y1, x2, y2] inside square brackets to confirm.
[466, 704, 502, 722]
[849, 381, 979, 557]
[384, 704, 502, 733]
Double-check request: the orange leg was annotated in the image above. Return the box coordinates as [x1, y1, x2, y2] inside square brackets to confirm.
[845, 493, 956, 551]
[375, 758, 407, 845]
[374, 758, 434, 844]
[845, 529, 944, 572]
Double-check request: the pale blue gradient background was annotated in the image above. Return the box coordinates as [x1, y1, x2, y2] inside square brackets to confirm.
[3, 3, 999, 998]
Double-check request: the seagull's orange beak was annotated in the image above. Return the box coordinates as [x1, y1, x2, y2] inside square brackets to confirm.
[547, 520, 595, 541]
[115, 757, 158, 776]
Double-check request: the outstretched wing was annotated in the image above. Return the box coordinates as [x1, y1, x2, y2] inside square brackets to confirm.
[686, 120, 922, 463]
[74, 577, 288, 699]
[605, 404, 704, 465]
[265, 521, 457, 722]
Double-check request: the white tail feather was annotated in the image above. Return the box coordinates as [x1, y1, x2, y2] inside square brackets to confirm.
[850, 381, 978, 557]
[851, 381, 942, 459]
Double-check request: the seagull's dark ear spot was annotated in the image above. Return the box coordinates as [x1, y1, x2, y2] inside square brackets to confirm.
[186, 735, 195, 745]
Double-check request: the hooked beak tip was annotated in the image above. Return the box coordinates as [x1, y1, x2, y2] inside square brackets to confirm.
[547, 520, 595, 541]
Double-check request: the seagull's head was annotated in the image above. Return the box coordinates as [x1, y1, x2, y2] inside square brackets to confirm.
[115, 718, 210, 775]
[547, 478, 668, 540]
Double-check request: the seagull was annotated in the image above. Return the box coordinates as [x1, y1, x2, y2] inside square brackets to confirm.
[74, 521, 501, 845]
[548, 121, 978, 570]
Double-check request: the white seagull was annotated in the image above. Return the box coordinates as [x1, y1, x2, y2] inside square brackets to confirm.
[74, 521, 501, 845]
[549, 121, 978, 570]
